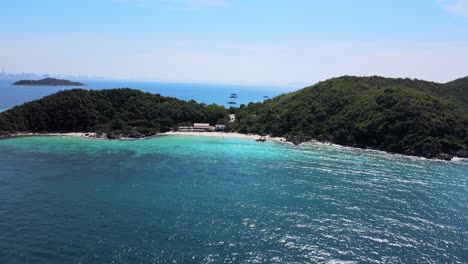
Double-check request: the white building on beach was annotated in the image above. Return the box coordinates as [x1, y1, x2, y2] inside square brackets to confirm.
[178, 123, 215, 132]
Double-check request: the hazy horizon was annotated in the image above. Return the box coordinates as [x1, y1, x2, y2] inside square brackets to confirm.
[2, 0, 468, 85]
[1, 70, 467, 89]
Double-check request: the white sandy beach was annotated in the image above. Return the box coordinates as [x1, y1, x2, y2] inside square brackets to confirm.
[3, 131, 286, 142]
[164, 131, 264, 139]
[163, 131, 289, 143]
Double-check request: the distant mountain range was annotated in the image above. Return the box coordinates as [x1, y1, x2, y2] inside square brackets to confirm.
[12, 78, 85, 86]
[1, 75, 467, 160]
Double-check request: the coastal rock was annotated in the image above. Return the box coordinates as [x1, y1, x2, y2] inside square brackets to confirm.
[106, 132, 121, 140]
[125, 130, 145, 139]
[93, 133, 104, 139]
[287, 136, 303, 146]
[436, 153, 453, 161]
[420, 145, 435, 158]
[456, 149, 468, 158]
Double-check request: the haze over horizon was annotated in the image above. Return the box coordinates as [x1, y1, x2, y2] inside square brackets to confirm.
[2, 0, 468, 85]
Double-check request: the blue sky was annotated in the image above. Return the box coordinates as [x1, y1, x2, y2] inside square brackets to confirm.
[1, 0, 468, 85]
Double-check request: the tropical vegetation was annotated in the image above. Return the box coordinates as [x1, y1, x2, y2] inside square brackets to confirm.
[1, 76, 467, 159]
[0, 88, 228, 135]
[230, 76, 468, 159]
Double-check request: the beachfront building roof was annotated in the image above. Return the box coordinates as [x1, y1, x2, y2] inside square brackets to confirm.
[193, 123, 211, 129]
[177, 123, 214, 132]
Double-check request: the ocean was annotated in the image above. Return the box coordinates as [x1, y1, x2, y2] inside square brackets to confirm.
[0, 78, 292, 110]
[0, 135, 466, 263]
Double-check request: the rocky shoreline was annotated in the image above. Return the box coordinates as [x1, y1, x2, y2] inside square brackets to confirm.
[284, 136, 468, 161]
[0, 130, 154, 140]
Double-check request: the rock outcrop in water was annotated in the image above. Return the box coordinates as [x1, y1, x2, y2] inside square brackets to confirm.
[12, 78, 85, 86]
[104, 130, 146, 140]
[286, 136, 304, 146]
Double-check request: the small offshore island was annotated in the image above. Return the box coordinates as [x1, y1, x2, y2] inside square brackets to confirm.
[1, 75, 467, 160]
[12, 77, 85, 86]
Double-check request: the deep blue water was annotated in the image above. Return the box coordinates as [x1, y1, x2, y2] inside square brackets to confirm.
[0, 136, 466, 263]
[0, 78, 290, 110]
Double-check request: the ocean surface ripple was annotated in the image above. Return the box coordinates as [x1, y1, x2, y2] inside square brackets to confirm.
[0, 136, 466, 263]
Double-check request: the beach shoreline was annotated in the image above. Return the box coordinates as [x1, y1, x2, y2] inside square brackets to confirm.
[0, 131, 286, 143]
[1, 131, 466, 162]
[162, 131, 286, 142]
[0, 132, 97, 139]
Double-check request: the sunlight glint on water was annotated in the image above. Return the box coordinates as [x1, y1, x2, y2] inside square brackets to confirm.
[0, 135, 466, 263]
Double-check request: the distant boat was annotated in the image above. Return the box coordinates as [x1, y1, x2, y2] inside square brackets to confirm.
[227, 101, 237, 105]
[263, 96, 269, 99]
[230, 93, 238, 98]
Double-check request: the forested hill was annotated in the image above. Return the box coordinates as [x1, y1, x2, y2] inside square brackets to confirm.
[444, 76, 468, 106]
[231, 76, 468, 159]
[0, 88, 228, 135]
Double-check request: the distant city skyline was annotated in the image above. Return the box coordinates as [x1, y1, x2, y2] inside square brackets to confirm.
[0, 69, 104, 81]
[1, 0, 468, 85]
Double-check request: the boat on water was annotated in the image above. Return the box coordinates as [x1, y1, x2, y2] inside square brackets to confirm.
[227, 101, 237, 105]
[230, 93, 238, 98]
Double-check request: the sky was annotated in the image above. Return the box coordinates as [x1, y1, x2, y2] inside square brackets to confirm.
[1, 0, 468, 86]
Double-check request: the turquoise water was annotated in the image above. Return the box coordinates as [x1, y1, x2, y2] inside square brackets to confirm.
[0, 136, 467, 263]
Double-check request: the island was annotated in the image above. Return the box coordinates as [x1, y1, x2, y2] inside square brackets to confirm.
[12, 78, 85, 86]
[1, 75, 467, 160]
